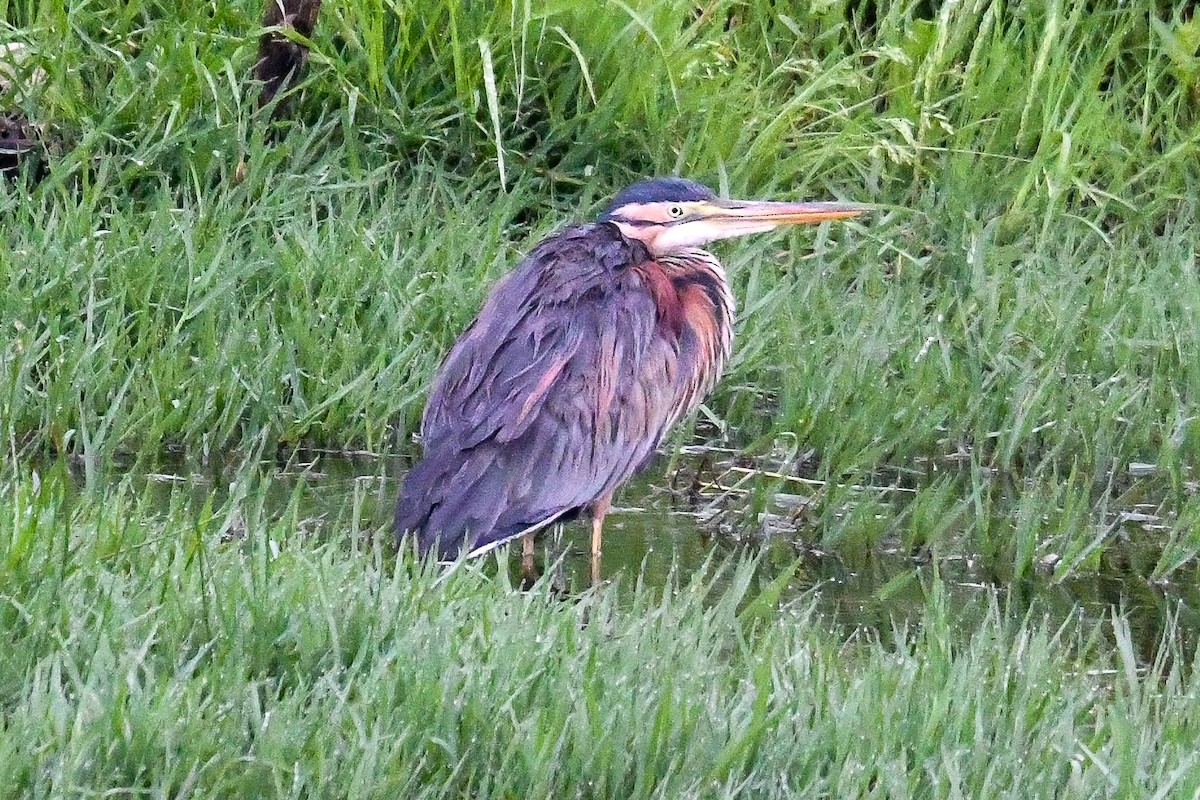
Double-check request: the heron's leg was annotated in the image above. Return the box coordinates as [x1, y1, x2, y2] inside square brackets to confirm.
[520, 532, 536, 586]
[549, 522, 566, 594]
[590, 494, 612, 585]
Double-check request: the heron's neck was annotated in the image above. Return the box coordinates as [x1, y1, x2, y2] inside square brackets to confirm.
[654, 248, 734, 354]
[656, 249, 729, 288]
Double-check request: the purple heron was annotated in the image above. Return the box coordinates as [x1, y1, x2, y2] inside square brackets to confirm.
[395, 177, 867, 578]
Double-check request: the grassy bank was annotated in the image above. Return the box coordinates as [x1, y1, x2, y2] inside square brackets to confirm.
[3, 468, 1200, 798]
[3, 0, 1196, 454]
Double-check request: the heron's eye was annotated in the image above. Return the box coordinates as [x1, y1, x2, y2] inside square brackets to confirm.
[667, 205, 685, 219]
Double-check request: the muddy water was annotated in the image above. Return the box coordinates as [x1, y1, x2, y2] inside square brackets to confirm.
[64, 450, 1200, 663]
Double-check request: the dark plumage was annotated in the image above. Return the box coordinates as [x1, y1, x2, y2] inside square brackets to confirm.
[599, 177, 715, 218]
[395, 178, 867, 569]
[396, 222, 729, 558]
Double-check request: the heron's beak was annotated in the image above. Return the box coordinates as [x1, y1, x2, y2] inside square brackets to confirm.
[705, 198, 870, 227]
[647, 197, 870, 253]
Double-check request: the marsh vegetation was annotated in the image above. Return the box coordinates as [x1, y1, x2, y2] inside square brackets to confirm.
[2, 0, 1199, 796]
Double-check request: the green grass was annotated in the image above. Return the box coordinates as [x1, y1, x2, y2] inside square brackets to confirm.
[2, 0, 1200, 794]
[3, 468, 1200, 798]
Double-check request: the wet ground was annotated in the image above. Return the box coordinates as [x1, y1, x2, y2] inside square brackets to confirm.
[50, 448, 1200, 665]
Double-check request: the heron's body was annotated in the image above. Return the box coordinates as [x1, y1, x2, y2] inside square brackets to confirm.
[396, 223, 731, 558]
[395, 178, 865, 566]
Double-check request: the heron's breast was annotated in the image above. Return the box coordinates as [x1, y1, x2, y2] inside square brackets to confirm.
[633, 251, 734, 408]
[632, 260, 685, 339]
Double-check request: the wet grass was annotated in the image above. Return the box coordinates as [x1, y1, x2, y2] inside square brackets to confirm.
[5, 466, 1200, 798]
[2, 0, 1200, 794]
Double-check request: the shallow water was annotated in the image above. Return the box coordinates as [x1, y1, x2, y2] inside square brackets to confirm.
[55, 449, 1200, 664]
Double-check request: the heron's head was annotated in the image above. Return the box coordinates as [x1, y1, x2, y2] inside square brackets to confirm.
[599, 177, 868, 257]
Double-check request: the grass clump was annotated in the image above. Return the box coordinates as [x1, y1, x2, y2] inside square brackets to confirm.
[3, 0, 1195, 460]
[3, 469, 1200, 798]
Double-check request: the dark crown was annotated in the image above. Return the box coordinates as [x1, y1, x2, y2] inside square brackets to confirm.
[599, 177, 716, 220]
